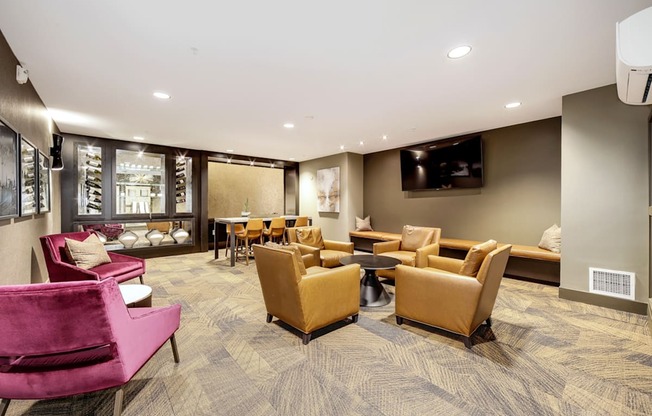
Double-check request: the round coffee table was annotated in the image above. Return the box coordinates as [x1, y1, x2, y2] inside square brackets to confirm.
[340, 254, 401, 307]
[119, 284, 153, 308]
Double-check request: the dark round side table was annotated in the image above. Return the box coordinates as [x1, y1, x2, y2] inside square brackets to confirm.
[340, 254, 401, 307]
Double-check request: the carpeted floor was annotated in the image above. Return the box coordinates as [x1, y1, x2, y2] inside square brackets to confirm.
[8, 251, 652, 415]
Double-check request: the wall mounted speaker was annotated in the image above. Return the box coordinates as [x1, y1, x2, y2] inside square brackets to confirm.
[51, 134, 64, 170]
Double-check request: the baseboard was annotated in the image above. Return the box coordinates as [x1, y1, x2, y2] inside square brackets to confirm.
[559, 288, 647, 315]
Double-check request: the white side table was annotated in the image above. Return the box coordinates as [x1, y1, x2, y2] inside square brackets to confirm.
[119, 284, 153, 307]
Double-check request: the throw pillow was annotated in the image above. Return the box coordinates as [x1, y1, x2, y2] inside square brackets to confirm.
[64, 234, 112, 270]
[459, 239, 498, 277]
[401, 225, 435, 252]
[538, 224, 561, 253]
[295, 227, 325, 249]
[265, 242, 307, 275]
[355, 215, 373, 231]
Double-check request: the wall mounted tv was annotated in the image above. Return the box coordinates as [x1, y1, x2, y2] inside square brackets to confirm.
[400, 135, 483, 191]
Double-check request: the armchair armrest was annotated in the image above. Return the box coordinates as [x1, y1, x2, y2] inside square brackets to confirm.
[107, 251, 146, 267]
[427, 255, 463, 273]
[51, 261, 100, 282]
[373, 240, 401, 254]
[290, 243, 320, 268]
[415, 243, 440, 268]
[324, 240, 354, 253]
[299, 264, 360, 333]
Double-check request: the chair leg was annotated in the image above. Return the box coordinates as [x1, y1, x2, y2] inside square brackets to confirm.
[170, 334, 180, 363]
[266, 313, 273, 323]
[302, 333, 311, 345]
[139, 275, 144, 285]
[351, 314, 359, 323]
[463, 336, 473, 349]
[485, 316, 492, 327]
[245, 239, 250, 266]
[113, 387, 124, 416]
[396, 316, 404, 325]
[1, 398, 11, 416]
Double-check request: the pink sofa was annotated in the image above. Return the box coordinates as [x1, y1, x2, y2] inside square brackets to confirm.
[40, 231, 146, 284]
[0, 278, 181, 415]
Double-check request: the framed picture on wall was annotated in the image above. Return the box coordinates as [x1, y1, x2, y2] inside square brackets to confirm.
[20, 137, 37, 216]
[317, 166, 340, 213]
[0, 119, 19, 220]
[38, 150, 50, 213]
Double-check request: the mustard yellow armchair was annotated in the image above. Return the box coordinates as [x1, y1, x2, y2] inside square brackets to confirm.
[252, 244, 360, 344]
[373, 225, 441, 279]
[395, 242, 511, 348]
[286, 226, 354, 268]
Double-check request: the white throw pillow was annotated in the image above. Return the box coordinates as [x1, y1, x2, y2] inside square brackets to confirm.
[355, 215, 373, 231]
[538, 224, 561, 253]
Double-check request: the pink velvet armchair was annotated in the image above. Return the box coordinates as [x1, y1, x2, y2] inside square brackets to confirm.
[40, 231, 146, 284]
[0, 278, 181, 416]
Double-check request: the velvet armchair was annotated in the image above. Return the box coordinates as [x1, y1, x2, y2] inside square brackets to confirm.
[40, 231, 146, 284]
[0, 278, 181, 415]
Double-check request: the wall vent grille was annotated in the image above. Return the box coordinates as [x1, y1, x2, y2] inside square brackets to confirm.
[589, 267, 635, 300]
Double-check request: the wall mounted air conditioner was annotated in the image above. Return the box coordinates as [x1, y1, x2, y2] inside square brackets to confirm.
[616, 6, 652, 105]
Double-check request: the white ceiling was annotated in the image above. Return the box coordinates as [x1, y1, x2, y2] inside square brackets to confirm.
[1, 1, 651, 162]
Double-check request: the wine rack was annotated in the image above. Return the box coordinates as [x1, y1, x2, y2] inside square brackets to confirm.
[115, 149, 166, 214]
[20, 138, 37, 216]
[77, 145, 102, 215]
[175, 156, 192, 213]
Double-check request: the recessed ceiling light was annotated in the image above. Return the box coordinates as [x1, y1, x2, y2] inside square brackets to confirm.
[153, 91, 171, 99]
[289, 157, 296, 161]
[226, 149, 234, 153]
[447, 45, 472, 59]
[339, 145, 345, 150]
[505, 102, 522, 109]
[133, 136, 145, 141]
[359, 141, 364, 146]
[283, 123, 294, 129]
[382, 135, 388, 140]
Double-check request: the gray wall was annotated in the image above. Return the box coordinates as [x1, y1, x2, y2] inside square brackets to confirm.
[561, 84, 650, 303]
[363, 118, 561, 245]
[0, 30, 61, 285]
[299, 152, 364, 241]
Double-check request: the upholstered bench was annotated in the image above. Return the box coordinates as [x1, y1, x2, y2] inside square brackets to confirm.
[349, 230, 561, 285]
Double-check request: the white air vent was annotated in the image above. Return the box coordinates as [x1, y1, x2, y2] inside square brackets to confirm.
[589, 267, 635, 300]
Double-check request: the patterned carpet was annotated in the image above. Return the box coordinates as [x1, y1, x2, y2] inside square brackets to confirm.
[8, 252, 652, 416]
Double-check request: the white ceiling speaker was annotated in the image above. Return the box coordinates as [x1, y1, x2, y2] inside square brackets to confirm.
[16, 64, 29, 84]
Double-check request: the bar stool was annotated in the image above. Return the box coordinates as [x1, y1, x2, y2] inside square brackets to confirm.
[225, 223, 245, 258]
[263, 217, 286, 244]
[235, 218, 264, 265]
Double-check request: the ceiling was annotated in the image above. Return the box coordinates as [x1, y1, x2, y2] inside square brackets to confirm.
[1, 1, 651, 162]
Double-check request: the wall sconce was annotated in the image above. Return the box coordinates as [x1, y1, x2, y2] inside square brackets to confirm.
[51, 134, 64, 170]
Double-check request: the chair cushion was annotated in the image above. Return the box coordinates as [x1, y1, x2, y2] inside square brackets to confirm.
[265, 242, 306, 275]
[90, 261, 143, 279]
[355, 216, 373, 231]
[459, 239, 497, 277]
[379, 251, 417, 267]
[401, 226, 435, 252]
[295, 228, 325, 249]
[64, 234, 112, 270]
[320, 250, 351, 268]
[538, 224, 561, 253]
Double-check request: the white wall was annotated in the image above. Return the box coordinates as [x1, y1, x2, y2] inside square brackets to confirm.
[561, 84, 650, 303]
[299, 152, 363, 241]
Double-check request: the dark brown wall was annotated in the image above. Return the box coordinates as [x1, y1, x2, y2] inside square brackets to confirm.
[363, 117, 561, 245]
[0, 30, 61, 285]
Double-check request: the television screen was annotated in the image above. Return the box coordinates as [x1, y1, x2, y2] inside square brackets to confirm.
[400, 135, 483, 191]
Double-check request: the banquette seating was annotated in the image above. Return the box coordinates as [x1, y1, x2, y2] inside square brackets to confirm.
[0, 278, 181, 416]
[286, 226, 354, 268]
[40, 231, 146, 284]
[252, 244, 360, 344]
[372, 225, 441, 279]
[395, 241, 512, 348]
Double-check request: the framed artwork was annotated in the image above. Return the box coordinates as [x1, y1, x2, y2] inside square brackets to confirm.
[317, 166, 340, 213]
[20, 137, 37, 216]
[38, 150, 51, 213]
[0, 119, 19, 220]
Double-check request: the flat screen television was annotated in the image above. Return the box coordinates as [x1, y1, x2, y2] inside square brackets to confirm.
[400, 135, 483, 191]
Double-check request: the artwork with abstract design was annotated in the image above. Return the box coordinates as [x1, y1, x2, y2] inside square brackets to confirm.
[317, 167, 340, 213]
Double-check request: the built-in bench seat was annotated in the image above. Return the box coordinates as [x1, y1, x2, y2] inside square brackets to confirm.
[349, 230, 560, 285]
